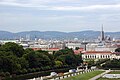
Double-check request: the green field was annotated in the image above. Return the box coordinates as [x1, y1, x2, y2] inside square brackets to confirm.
[108, 71, 120, 74]
[97, 71, 120, 80]
[63, 70, 104, 80]
[97, 78, 120, 80]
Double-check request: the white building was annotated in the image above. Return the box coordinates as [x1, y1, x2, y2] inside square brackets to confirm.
[66, 42, 84, 50]
[86, 42, 117, 52]
[0, 40, 19, 44]
[82, 51, 112, 59]
[30, 44, 49, 49]
[82, 51, 120, 59]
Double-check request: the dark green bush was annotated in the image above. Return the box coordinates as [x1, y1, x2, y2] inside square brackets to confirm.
[0, 72, 5, 77]
[5, 72, 10, 77]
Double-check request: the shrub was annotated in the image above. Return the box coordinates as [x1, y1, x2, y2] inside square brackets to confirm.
[27, 68, 32, 73]
[22, 69, 27, 74]
[55, 60, 63, 67]
[36, 68, 40, 72]
[32, 68, 36, 72]
[0, 72, 5, 77]
[45, 66, 51, 70]
[5, 72, 10, 77]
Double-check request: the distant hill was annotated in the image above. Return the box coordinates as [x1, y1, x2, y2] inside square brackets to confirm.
[0, 31, 15, 39]
[0, 30, 120, 40]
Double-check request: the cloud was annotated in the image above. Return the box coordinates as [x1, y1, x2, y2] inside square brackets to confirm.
[0, 0, 120, 32]
[1, 0, 120, 11]
[0, 1, 47, 8]
[51, 4, 120, 11]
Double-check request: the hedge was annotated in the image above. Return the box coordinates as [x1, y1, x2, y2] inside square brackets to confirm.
[3, 67, 76, 80]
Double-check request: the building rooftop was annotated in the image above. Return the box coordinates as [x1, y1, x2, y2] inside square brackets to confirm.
[74, 48, 84, 54]
[82, 51, 112, 54]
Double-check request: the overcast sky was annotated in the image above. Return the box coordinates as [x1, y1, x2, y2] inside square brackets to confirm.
[0, 0, 120, 32]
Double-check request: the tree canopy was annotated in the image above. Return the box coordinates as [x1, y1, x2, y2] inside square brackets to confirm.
[0, 42, 83, 76]
[115, 48, 120, 52]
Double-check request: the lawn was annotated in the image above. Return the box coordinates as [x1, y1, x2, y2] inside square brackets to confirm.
[97, 78, 120, 80]
[108, 71, 120, 74]
[97, 71, 120, 80]
[63, 70, 104, 80]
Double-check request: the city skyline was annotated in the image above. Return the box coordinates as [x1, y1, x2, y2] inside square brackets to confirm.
[0, 0, 120, 32]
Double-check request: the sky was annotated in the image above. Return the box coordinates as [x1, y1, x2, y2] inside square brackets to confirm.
[0, 0, 120, 32]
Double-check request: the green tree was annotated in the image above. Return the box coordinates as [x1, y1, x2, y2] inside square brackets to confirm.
[18, 57, 29, 69]
[56, 55, 66, 65]
[115, 48, 120, 52]
[54, 50, 63, 59]
[55, 60, 63, 67]
[102, 59, 120, 69]
[65, 54, 77, 65]
[25, 48, 34, 54]
[0, 55, 21, 73]
[75, 47, 80, 50]
[35, 51, 52, 67]
[54, 48, 83, 66]
[36, 50, 55, 66]
[0, 42, 24, 57]
[75, 54, 83, 65]
[23, 51, 38, 68]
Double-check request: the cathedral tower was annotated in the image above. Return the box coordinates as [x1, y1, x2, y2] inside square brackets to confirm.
[101, 24, 105, 41]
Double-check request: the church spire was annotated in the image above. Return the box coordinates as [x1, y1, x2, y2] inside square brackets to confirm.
[101, 24, 104, 41]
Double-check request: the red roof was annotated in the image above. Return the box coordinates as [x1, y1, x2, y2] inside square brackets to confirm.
[74, 48, 84, 54]
[47, 48, 60, 51]
[117, 45, 120, 47]
[32, 48, 41, 50]
[112, 52, 120, 54]
[32, 48, 60, 51]
[82, 51, 112, 54]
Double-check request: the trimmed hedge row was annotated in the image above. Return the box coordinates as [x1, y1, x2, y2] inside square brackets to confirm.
[4, 67, 76, 80]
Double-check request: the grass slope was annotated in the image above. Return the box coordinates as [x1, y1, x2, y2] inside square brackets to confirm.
[97, 78, 120, 80]
[97, 71, 120, 80]
[108, 71, 120, 74]
[63, 70, 104, 80]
